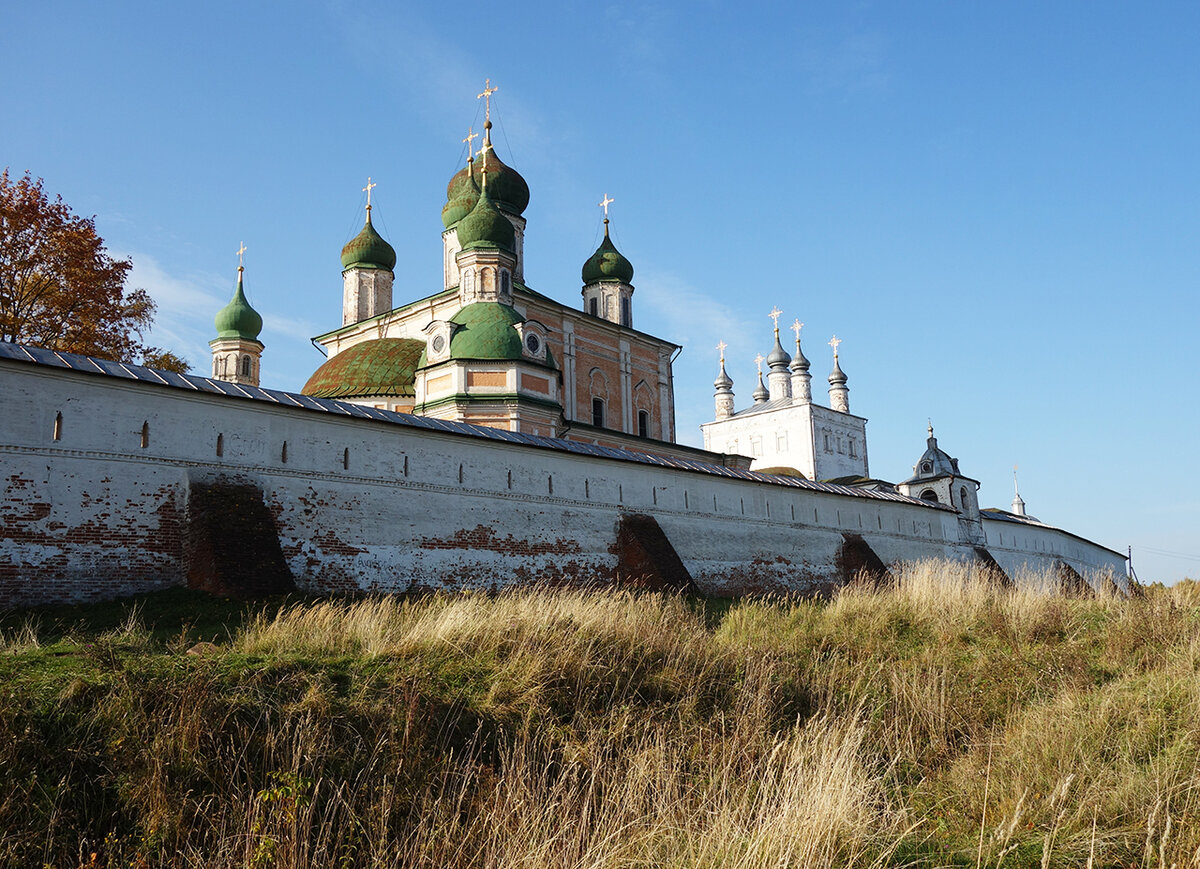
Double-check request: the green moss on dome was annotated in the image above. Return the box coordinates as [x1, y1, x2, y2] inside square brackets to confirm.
[582, 229, 634, 285]
[301, 338, 424, 399]
[213, 272, 263, 340]
[445, 149, 529, 216]
[455, 182, 515, 252]
[340, 213, 396, 271]
[441, 164, 480, 228]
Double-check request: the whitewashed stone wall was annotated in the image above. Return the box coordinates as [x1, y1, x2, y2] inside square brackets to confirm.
[0, 359, 1126, 607]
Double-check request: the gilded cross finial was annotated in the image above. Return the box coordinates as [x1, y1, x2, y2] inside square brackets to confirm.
[462, 128, 478, 161]
[769, 307, 783, 331]
[362, 177, 377, 211]
[716, 340, 727, 363]
[829, 335, 842, 357]
[236, 241, 247, 271]
[754, 353, 765, 373]
[477, 78, 498, 125]
[928, 419, 934, 437]
[791, 319, 803, 340]
[599, 194, 614, 219]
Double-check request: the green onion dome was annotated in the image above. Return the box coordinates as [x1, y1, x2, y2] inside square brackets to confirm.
[213, 271, 263, 341]
[445, 149, 529, 216]
[301, 338, 424, 399]
[416, 303, 557, 369]
[340, 211, 396, 271]
[441, 162, 480, 228]
[581, 223, 634, 284]
[455, 179, 516, 252]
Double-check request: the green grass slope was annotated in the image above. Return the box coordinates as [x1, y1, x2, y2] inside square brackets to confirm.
[1, 562, 1198, 868]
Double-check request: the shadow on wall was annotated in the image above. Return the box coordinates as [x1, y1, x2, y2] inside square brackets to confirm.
[185, 476, 295, 599]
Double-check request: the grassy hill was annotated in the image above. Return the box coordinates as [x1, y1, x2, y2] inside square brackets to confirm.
[1, 563, 1198, 868]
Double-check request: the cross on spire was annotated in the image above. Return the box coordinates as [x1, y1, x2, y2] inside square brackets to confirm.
[462, 128, 478, 161]
[829, 335, 842, 357]
[599, 194, 614, 219]
[754, 353, 765, 373]
[792, 319, 803, 340]
[477, 78, 498, 125]
[362, 177, 377, 210]
[236, 241, 247, 270]
[716, 340, 727, 363]
[768, 307, 783, 332]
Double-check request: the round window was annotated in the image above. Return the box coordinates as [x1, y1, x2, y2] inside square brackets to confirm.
[525, 333, 540, 354]
[431, 335, 445, 353]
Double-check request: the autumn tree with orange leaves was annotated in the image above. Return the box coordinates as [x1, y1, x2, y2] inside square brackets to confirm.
[0, 169, 188, 371]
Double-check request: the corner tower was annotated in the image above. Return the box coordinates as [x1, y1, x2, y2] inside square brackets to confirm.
[210, 243, 264, 386]
[341, 178, 396, 326]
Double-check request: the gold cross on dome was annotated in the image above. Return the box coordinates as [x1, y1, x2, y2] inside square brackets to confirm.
[236, 241, 247, 269]
[754, 353, 765, 372]
[362, 177, 377, 208]
[768, 306, 783, 329]
[599, 194, 614, 218]
[792, 319, 803, 340]
[829, 335, 842, 356]
[462, 127, 478, 156]
[716, 340, 727, 363]
[477, 78, 498, 123]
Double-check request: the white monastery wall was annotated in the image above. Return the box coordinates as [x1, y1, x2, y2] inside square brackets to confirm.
[0, 359, 1124, 607]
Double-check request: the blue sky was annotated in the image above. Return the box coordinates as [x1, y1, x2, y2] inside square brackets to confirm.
[3, 1, 1197, 582]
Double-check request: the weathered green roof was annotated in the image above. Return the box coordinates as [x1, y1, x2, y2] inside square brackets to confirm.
[582, 225, 634, 284]
[455, 179, 515, 252]
[213, 271, 263, 340]
[414, 303, 557, 370]
[441, 161, 480, 229]
[340, 212, 397, 271]
[301, 338, 424, 398]
[445, 148, 529, 216]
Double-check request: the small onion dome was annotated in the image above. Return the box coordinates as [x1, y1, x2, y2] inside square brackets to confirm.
[213, 271, 263, 341]
[752, 371, 769, 403]
[456, 178, 516, 252]
[828, 355, 847, 385]
[340, 212, 397, 271]
[302, 338, 424, 399]
[766, 331, 791, 369]
[445, 149, 529, 216]
[426, 302, 558, 368]
[714, 359, 733, 392]
[582, 223, 634, 285]
[790, 339, 810, 373]
[441, 162, 480, 228]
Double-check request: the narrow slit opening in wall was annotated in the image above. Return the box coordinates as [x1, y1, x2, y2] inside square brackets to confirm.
[652, 487, 657, 505]
[281, 441, 288, 463]
[507, 470, 512, 490]
[766, 501, 771, 519]
[814, 507, 819, 523]
[403, 455, 409, 477]
[684, 490, 689, 509]
[713, 494, 717, 511]
[877, 515, 882, 529]
[53, 411, 62, 441]
[343, 447, 349, 470]
[619, 484, 623, 503]
[790, 504, 795, 521]
[458, 464, 463, 484]
[584, 478, 589, 498]
[548, 475, 553, 495]
[740, 497, 744, 515]
[216, 433, 224, 457]
[140, 421, 149, 449]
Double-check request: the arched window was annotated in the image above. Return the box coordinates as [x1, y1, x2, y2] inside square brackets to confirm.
[53, 411, 62, 441]
[620, 296, 631, 326]
[638, 410, 649, 438]
[589, 297, 598, 316]
[920, 489, 939, 502]
[140, 421, 149, 449]
[241, 356, 252, 377]
[592, 397, 605, 428]
[500, 270, 510, 296]
[216, 433, 224, 457]
[960, 487, 969, 509]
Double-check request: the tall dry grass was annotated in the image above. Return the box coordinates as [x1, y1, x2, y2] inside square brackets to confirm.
[3, 562, 1200, 867]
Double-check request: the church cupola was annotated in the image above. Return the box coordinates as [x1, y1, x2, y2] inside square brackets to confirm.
[789, 319, 812, 405]
[442, 82, 530, 289]
[827, 335, 849, 413]
[752, 354, 770, 404]
[454, 165, 517, 306]
[896, 423, 985, 545]
[1012, 466, 1027, 516]
[714, 341, 735, 419]
[211, 242, 264, 387]
[581, 195, 636, 327]
[341, 178, 396, 326]
[765, 307, 792, 401]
